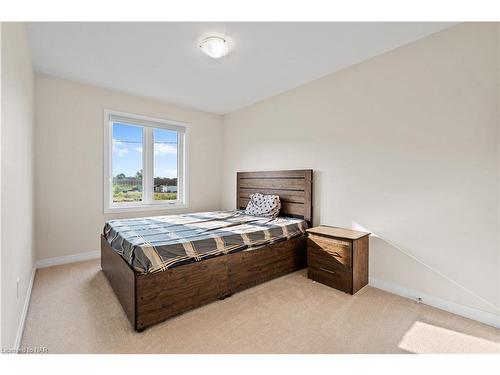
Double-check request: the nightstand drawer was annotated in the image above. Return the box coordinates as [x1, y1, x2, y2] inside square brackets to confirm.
[307, 246, 351, 275]
[307, 265, 352, 293]
[307, 234, 352, 268]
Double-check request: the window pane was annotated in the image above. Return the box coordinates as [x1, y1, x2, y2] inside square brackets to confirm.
[153, 128, 178, 201]
[112, 123, 143, 203]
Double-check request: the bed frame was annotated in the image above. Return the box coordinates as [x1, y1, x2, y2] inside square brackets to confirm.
[101, 169, 313, 332]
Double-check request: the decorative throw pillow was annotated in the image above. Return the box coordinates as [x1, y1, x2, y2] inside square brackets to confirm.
[245, 193, 281, 219]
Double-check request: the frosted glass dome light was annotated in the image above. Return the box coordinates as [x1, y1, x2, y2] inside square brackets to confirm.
[199, 36, 229, 58]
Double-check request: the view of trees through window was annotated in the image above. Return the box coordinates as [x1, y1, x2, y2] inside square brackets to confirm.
[153, 128, 178, 201]
[112, 123, 143, 203]
[112, 123, 178, 203]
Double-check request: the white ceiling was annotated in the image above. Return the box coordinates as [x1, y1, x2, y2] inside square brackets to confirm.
[27, 22, 455, 114]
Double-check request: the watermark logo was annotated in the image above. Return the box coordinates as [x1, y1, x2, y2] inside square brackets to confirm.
[2, 346, 48, 354]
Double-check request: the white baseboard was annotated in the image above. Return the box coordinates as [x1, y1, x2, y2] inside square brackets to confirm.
[14, 265, 36, 352]
[369, 276, 500, 329]
[35, 250, 100, 269]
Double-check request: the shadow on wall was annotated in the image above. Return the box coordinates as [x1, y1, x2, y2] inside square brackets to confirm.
[361, 230, 499, 318]
[311, 170, 498, 317]
[312, 170, 322, 227]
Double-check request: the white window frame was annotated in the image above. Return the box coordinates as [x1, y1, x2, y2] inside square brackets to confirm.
[103, 109, 189, 213]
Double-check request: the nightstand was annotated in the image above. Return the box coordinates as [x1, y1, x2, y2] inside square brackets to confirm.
[307, 225, 370, 294]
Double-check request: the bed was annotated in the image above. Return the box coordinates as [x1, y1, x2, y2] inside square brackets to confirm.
[101, 169, 313, 331]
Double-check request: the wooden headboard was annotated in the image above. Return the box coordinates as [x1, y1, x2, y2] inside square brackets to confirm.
[236, 169, 313, 226]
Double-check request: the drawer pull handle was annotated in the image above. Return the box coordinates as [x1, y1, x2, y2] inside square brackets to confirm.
[320, 267, 336, 275]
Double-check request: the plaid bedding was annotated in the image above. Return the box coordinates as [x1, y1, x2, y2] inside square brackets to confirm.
[103, 210, 307, 274]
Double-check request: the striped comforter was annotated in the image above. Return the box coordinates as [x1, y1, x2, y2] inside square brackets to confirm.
[103, 210, 307, 274]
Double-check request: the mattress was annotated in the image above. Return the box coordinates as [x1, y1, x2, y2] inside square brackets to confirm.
[103, 210, 307, 274]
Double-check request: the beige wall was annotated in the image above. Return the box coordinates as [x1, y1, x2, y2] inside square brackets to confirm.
[222, 23, 500, 317]
[34, 74, 224, 260]
[24, 23, 500, 326]
[1, 23, 35, 348]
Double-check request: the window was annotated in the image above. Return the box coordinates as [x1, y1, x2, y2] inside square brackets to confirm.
[104, 110, 188, 213]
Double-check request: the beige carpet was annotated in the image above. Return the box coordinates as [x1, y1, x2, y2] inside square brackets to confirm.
[21, 259, 499, 354]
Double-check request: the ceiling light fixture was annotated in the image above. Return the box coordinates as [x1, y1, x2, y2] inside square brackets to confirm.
[199, 36, 229, 59]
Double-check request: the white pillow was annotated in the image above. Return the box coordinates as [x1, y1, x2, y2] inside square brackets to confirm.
[245, 193, 281, 219]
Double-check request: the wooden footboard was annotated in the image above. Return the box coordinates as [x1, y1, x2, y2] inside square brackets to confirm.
[101, 235, 307, 332]
[101, 235, 136, 328]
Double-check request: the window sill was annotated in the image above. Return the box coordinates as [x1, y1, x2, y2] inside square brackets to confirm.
[104, 202, 188, 214]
